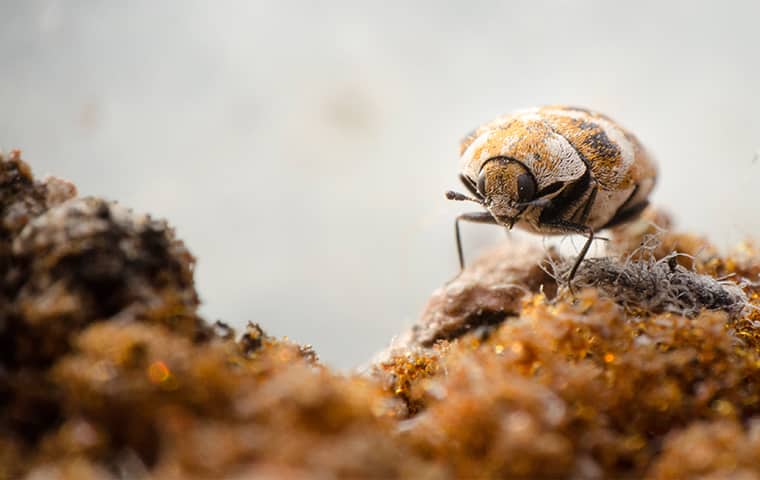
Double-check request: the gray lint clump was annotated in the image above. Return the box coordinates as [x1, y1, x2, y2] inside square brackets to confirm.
[561, 253, 748, 318]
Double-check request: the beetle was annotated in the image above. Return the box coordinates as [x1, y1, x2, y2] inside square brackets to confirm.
[446, 105, 657, 285]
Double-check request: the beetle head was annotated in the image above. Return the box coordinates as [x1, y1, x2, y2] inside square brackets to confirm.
[477, 157, 537, 227]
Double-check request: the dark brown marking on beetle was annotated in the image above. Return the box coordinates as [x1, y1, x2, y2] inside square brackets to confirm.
[585, 129, 620, 161]
[602, 199, 649, 230]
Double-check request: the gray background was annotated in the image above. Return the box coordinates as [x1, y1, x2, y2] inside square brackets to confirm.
[2, 1, 759, 368]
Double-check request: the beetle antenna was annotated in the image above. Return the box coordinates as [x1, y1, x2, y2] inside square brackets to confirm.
[445, 190, 483, 205]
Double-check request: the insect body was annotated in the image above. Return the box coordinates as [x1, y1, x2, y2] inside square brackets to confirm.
[446, 105, 657, 284]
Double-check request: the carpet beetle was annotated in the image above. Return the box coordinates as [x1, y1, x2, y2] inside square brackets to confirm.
[446, 105, 657, 284]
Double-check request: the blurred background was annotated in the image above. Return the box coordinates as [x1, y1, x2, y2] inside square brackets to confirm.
[2, 1, 759, 368]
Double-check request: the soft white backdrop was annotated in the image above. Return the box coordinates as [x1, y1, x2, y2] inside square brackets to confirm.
[2, 1, 759, 368]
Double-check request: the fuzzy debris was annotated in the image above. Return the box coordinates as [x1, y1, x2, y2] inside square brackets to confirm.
[564, 254, 748, 318]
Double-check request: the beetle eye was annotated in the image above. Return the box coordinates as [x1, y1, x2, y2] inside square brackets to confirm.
[477, 170, 487, 196]
[517, 173, 536, 203]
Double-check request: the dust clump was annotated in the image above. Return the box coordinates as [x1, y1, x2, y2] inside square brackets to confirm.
[560, 254, 747, 318]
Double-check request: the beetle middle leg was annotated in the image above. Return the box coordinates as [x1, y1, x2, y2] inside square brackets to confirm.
[539, 218, 595, 293]
[538, 182, 599, 292]
[575, 182, 598, 225]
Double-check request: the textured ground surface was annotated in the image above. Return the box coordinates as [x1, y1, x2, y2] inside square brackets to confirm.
[3, 151, 760, 479]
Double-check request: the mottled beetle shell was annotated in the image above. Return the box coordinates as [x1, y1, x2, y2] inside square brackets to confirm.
[459, 105, 657, 234]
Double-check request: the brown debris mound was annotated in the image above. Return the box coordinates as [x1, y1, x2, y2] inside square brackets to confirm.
[4, 149, 760, 479]
[392, 292, 760, 478]
[372, 212, 760, 478]
[0, 152, 438, 480]
[417, 241, 558, 346]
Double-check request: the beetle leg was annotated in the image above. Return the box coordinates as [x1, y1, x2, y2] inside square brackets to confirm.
[576, 182, 598, 225]
[515, 197, 553, 209]
[454, 212, 499, 270]
[539, 169, 592, 224]
[568, 228, 594, 292]
[537, 218, 594, 294]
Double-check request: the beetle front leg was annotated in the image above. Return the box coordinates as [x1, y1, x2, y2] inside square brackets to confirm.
[454, 212, 499, 270]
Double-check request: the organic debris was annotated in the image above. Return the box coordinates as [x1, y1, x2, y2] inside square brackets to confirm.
[3, 150, 760, 479]
[561, 254, 748, 318]
[415, 241, 557, 347]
